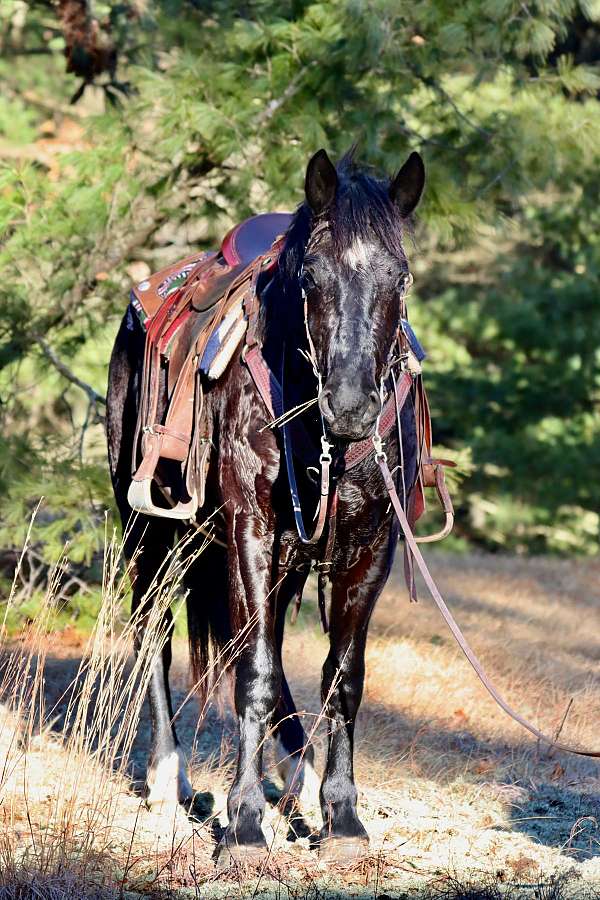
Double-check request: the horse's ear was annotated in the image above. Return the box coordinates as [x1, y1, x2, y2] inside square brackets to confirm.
[389, 151, 425, 217]
[305, 149, 337, 216]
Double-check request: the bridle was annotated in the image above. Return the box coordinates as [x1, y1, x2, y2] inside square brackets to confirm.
[285, 227, 415, 549]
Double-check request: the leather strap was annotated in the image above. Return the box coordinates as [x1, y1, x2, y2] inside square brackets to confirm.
[281, 345, 331, 545]
[415, 462, 454, 543]
[243, 345, 283, 419]
[344, 372, 412, 471]
[377, 452, 600, 758]
[315, 488, 338, 634]
[283, 424, 331, 545]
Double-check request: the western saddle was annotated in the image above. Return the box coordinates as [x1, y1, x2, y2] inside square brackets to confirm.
[128, 212, 293, 520]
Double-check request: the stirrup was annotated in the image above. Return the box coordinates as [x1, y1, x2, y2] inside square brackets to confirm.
[414, 462, 454, 544]
[127, 477, 198, 521]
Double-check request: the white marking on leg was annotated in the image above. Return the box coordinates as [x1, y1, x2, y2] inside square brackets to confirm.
[146, 747, 192, 808]
[275, 736, 321, 810]
[275, 735, 296, 792]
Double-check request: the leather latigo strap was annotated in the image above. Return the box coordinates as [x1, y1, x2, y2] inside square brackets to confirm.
[377, 453, 600, 758]
[409, 374, 455, 545]
[243, 346, 282, 419]
[417, 461, 454, 543]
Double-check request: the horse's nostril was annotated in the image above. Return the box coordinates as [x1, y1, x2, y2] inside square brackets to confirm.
[319, 389, 336, 422]
[368, 390, 380, 411]
[363, 390, 381, 422]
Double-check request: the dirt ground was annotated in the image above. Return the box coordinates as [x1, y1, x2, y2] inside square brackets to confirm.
[2, 550, 600, 898]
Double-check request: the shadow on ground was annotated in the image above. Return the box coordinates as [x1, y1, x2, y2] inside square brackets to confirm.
[2, 635, 600, 864]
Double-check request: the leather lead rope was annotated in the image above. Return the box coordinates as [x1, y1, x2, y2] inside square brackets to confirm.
[375, 448, 600, 758]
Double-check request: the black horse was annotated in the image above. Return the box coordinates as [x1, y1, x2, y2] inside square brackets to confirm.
[106, 147, 425, 866]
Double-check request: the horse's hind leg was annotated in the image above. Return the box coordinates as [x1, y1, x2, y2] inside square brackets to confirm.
[272, 570, 320, 811]
[107, 316, 191, 809]
[127, 517, 193, 809]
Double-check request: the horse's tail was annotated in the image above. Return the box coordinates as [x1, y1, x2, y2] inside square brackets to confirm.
[185, 549, 232, 711]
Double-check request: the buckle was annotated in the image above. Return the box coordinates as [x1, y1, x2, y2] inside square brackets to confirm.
[372, 433, 387, 463]
[319, 436, 333, 465]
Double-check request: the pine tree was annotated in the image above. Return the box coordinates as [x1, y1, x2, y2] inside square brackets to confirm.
[0, 0, 599, 596]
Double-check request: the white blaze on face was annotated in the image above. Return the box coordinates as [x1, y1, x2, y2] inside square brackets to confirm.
[343, 238, 377, 271]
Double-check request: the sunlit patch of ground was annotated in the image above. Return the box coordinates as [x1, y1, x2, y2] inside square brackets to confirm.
[1, 551, 600, 898]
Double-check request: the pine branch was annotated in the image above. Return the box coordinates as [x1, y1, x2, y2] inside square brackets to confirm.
[2, 82, 86, 117]
[256, 61, 318, 127]
[408, 63, 492, 138]
[33, 332, 106, 408]
[41, 194, 164, 335]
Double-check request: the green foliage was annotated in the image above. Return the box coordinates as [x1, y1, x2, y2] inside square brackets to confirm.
[0, 0, 598, 594]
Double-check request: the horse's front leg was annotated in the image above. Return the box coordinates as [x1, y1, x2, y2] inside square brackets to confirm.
[319, 533, 392, 862]
[217, 509, 281, 868]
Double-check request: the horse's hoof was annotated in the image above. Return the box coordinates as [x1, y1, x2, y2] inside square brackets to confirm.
[318, 835, 369, 864]
[215, 840, 267, 872]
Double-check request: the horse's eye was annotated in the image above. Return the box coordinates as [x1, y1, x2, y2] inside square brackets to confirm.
[302, 271, 317, 292]
[396, 272, 409, 294]
[397, 272, 411, 293]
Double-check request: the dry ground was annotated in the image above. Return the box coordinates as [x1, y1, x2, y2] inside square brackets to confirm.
[2, 550, 600, 898]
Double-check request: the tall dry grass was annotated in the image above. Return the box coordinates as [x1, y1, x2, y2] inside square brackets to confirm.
[0, 514, 211, 895]
[1, 517, 600, 899]
[0, 516, 318, 899]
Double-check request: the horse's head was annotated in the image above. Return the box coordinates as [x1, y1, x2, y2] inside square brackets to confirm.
[301, 149, 424, 441]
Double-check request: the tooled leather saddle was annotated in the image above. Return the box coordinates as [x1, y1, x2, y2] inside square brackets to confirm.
[128, 212, 293, 519]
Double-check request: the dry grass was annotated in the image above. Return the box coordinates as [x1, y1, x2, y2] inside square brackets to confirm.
[1, 538, 600, 898]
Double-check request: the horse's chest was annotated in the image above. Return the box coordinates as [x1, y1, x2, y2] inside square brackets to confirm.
[332, 478, 391, 568]
[278, 470, 392, 576]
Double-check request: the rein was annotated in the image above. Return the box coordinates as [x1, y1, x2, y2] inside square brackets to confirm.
[376, 445, 600, 759]
[281, 344, 332, 546]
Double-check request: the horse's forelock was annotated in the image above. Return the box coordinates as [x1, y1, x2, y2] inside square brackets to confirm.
[330, 160, 407, 264]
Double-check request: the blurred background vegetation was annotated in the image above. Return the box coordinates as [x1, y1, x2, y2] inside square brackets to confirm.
[0, 0, 599, 619]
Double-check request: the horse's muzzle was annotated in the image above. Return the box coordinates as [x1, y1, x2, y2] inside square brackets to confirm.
[319, 382, 381, 441]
